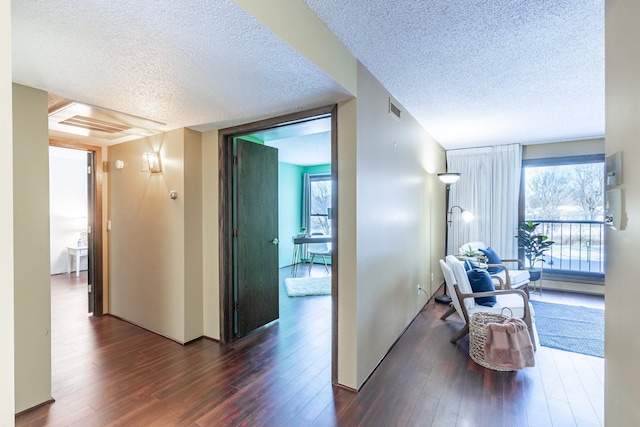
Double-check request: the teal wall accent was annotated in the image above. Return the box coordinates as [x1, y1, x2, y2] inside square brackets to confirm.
[278, 162, 303, 268]
[303, 164, 331, 175]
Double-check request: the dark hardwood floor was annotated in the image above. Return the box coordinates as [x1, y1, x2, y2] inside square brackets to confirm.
[16, 268, 604, 426]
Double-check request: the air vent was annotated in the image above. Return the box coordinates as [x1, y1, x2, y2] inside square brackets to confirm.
[389, 98, 401, 120]
[48, 101, 165, 144]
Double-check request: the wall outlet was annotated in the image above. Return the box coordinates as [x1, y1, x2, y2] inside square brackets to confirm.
[431, 272, 434, 282]
[417, 285, 423, 296]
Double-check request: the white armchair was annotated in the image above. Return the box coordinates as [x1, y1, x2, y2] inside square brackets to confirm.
[460, 241, 531, 295]
[440, 255, 538, 349]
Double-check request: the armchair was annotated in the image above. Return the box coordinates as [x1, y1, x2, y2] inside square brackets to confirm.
[460, 241, 531, 295]
[440, 255, 538, 349]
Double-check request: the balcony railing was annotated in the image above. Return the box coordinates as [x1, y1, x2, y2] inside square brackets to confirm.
[525, 219, 605, 275]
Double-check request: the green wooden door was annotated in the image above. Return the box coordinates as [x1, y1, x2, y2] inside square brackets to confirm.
[235, 139, 279, 337]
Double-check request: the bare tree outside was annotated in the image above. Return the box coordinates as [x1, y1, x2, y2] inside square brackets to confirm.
[525, 167, 571, 220]
[309, 177, 331, 235]
[570, 163, 604, 220]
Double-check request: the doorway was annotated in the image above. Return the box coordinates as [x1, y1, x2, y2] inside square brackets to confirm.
[49, 139, 104, 315]
[219, 105, 338, 383]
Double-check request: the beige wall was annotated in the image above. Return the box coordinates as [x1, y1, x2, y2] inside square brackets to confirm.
[336, 98, 358, 388]
[0, 3, 15, 424]
[202, 130, 220, 339]
[184, 129, 203, 340]
[12, 84, 52, 412]
[523, 138, 604, 159]
[352, 64, 446, 388]
[108, 129, 203, 343]
[605, 1, 640, 424]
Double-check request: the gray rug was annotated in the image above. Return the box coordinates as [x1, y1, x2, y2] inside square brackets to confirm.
[284, 276, 331, 297]
[531, 300, 604, 358]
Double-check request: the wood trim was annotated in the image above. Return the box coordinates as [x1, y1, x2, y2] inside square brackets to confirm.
[218, 131, 234, 343]
[49, 138, 104, 316]
[14, 398, 55, 417]
[329, 104, 339, 386]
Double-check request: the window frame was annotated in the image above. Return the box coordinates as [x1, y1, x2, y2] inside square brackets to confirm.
[307, 173, 332, 236]
[519, 154, 605, 284]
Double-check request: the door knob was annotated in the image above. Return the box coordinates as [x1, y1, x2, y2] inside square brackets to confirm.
[272, 238, 279, 245]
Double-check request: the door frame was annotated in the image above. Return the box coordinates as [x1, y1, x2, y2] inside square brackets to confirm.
[218, 105, 339, 384]
[49, 138, 105, 316]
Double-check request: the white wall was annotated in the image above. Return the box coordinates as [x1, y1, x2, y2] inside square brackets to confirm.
[49, 146, 88, 274]
[13, 84, 52, 413]
[605, 1, 640, 424]
[0, 2, 15, 424]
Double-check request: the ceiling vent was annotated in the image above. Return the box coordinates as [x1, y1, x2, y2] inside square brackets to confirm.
[48, 102, 166, 144]
[389, 98, 401, 120]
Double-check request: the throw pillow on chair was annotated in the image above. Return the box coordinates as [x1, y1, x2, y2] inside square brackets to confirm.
[467, 268, 497, 307]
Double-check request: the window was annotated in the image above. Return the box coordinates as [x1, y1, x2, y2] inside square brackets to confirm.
[308, 174, 332, 235]
[521, 155, 605, 276]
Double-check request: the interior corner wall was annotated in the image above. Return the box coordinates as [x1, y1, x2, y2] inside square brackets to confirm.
[12, 83, 52, 413]
[108, 129, 188, 342]
[336, 98, 358, 389]
[0, 2, 15, 422]
[605, 1, 640, 424]
[184, 129, 203, 341]
[351, 63, 446, 389]
[201, 129, 220, 339]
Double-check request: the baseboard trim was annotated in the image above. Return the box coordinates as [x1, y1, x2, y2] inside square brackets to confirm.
[351, 301, 430, 393]
[15, 398, 55, 417]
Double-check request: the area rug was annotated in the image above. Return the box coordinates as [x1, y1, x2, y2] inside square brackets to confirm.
[530, 300, 604, 358]
[284, 276, 331, 297]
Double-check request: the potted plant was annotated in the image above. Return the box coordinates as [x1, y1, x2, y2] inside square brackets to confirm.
[516, 221, 555, 281]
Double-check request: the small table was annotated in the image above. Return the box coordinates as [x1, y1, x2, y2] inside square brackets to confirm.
[291, 235, 332, 277]
[67, 246, 88, 277]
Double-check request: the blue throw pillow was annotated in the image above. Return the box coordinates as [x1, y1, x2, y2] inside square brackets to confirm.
[480, 246, 504, 274]
[463, 259, 478, 271]
[467, 268, 497, 307]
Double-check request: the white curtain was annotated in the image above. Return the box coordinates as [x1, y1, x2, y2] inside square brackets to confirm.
[446, 144, 521, 259]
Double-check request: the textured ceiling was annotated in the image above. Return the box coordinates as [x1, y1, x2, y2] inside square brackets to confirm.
[12, 0, 604, 151]
[304, 0, 604, 149]
[12, 0, 351, 140]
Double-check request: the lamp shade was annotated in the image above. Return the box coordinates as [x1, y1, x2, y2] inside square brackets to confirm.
[438, 172, 461, 184]
[141, 151, 161, 173]
[461, 210, 475, 223]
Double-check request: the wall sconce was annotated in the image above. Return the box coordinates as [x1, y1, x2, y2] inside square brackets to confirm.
[141, 152, 161, 173]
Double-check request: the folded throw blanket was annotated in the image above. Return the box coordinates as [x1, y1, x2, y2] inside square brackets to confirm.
[484, 317, 535, 369]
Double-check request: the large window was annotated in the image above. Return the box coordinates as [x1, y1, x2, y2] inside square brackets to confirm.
[522, 155, 605, 276]
[308, 174, 332, 235]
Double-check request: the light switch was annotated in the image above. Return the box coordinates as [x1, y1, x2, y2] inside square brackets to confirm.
[107, 220, 112, 231]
